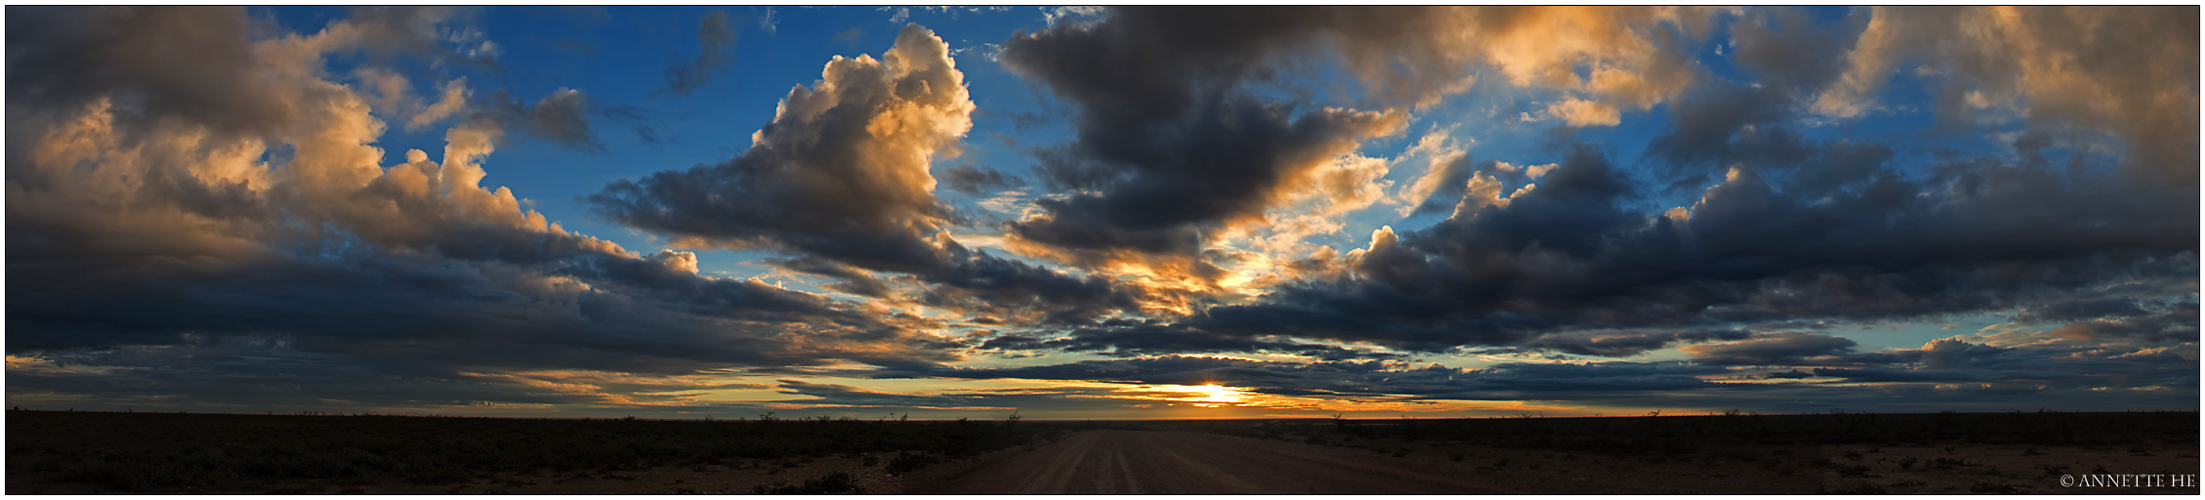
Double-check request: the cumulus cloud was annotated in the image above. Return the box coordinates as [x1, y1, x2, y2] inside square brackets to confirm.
[586, 24, 1153, 325]
[588, 24, 971, 272]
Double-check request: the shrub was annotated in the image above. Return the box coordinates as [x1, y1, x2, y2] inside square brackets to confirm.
[755, 471, 861, 494]
[885, 452, 936, 475]
[1827, 483, 1888, 494]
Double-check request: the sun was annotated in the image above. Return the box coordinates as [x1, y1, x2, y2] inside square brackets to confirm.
[1123, 383, 1256, 407]
[1173, 383, 1250, 407]
[1191, 384, 1243, 403]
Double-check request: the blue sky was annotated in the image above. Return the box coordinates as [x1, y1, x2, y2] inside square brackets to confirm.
[7, 6, 2198, 419]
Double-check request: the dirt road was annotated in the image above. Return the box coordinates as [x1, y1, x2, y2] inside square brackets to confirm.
[918, 430, 1506, 494]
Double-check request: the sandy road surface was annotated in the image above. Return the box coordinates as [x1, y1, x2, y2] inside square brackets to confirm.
[919, 430, 1506, 494]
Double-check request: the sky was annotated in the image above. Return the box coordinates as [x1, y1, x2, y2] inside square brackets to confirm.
[5, 6, 2199, 420]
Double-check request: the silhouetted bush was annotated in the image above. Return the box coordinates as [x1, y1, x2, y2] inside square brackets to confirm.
[10, 411, 1063, 492]
[755, 471, 861, 494]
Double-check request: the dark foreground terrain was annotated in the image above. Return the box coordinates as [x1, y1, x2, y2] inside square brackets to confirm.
[7, 409, 2197, 494]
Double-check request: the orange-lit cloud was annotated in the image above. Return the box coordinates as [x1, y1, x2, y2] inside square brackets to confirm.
[587, 24, 972, 272]
[1813, 6, 2199, 181]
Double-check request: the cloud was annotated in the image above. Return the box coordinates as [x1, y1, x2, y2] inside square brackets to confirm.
[2, 343, 778, 413]
[1643, 80, 1796, 172]
[6, 7, 2197, 416]
[6, 7, 970, 390]
[469, 87, 605, 152]
[1000, 99, 1405, 267]
[994, 6, 1718, 279]
[914, 331, 2196, 413]
[8, 7, 290, 137]
[1536, 99, 1622, 127]
[663, 11, 738, 96]
[1728, 7, 1867, 96]
[1525, 328, 1753, 357]
[922, 355, 1731, 402]
[2036, 301, 2198, 345]
[910, 241, 1145, 325]
[1681, 332, 1859, 365]
[1049, 136, 2197, 355]
[411, 77, 472, 130]
[2014, 296, 2151, 324]
[774, 380, 987, 409]
[936, 163, 1022, 195]
[587, 24, 971, 273]
[586, 24, 1154, 325]
[1393, 130, 1477, 217]
[1811, 6, 2200, 182]
[1042, 6, 1104, 26]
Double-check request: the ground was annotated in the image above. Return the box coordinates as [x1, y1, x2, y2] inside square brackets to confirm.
[7, 410, 2196, 494]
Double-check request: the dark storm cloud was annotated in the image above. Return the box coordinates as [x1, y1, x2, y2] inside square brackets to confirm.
[1646, 8, 1882, 183]
[1644, 78, 1897, 197]
[999, 7, 1415, 259]
[1804, 336, 2195, 393]
[1643, 80, 1795, 172]
[1728, 7, 1866, 98]
[2014, 296, 2152, 324]
[996, 6, 1716, 265]
[2038, 301, 2199, 345]
[5, 6, 612, 154]
[911, 242, 1143, 325]
[6, 6, 502, 141]
[7, 6, 281, 136]
[1053, 135, 2196, 355]
[7, 241, 960, 374]
[663, 11, 737, 96]
[936, 163, 1022, 195]
[1001, 97, 1403, 261]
